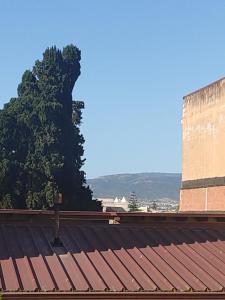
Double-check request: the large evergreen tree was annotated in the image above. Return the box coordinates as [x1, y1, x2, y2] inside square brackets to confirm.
[0, 45, 101, 211]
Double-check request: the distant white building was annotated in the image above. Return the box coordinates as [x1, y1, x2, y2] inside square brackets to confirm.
[99, 197, 129, 212]
[138, 206, 149, 212]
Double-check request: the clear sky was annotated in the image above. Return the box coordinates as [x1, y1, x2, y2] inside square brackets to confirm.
[1, 0, 225, 178]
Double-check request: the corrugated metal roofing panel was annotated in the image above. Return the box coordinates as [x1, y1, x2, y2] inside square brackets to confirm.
[1, 213, 225, 297]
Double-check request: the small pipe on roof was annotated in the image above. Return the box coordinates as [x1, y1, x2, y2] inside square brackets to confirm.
[51, 192, 63, 247]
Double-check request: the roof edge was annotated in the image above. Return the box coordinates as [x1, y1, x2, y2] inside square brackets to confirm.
[1, 208, 225, 217]
[183, 76, 225, 99]
[2, 291, 225, 300]
[1, 209, 225, 225]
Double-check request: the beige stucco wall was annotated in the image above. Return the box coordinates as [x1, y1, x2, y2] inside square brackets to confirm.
[182, 77, 225, 181]
[180, 188, 206, 211]
[180, 186, 225, 211]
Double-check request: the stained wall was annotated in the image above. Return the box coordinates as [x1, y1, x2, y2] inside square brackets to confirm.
[180, 77, 225, 211]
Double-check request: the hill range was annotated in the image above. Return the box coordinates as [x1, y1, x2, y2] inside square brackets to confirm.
[87, 172, 181, 202]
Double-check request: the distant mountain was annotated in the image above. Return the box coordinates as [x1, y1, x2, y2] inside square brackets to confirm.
[87, 172, 181, 201]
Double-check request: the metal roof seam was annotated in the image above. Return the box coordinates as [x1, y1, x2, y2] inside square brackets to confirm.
[0, 229, 6, 291]
[57, 228, 90, 291]
[204, 229, 225, 253]
[10, 260, 22, 291]
[65, 225, 108, 291]
[27, 226, 56, 292]
[14, 226, 41, 292]
[109, 226, 157, 291]
[0, 260, 5, 291]
[131, 228, 182, 291]
[152, 229, 201, 290]
[75, 225, 112, 291]
[100, 226, 142, 291]
[192, 230, 219, 249]
[76, 225, 120, 291]
[213, 229, 225, 250]
[133, 229, 191, 291]
[53, 253, 74, 292]
[156, 228, 209, 291]
[38, 226, 62, 291]
[121, 227, 168, 291]
[190, 229, 225, 274]
[134, 228, 189, 291]
[93, 226, 141, 291]
[158, 228, 207, 291]
[12, 224, 40, 291]
[2, 225, 24, 292]
[82, 225, 127, 292]
[141, 228, 191, 292]
[41, 226, 74, 292]
[207, 230, 225, 262]
[180, 229, 225, 289]
[168, 229, 223, 291]
[0, 227, 20, 292]
[59, 226, 92, 292]
[23, 255, 40, 292]
[29, 226, 59, 292]
[104, 227, 143, 291]
[164, 229, 210, 292]
[43, 227, 75, 292]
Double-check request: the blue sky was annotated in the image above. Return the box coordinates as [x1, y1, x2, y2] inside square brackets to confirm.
[1, 0, 225, 178]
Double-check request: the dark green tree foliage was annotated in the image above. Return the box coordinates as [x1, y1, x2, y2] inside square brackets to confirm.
[0, 45, 101, 211]
[128, 191, 139, 212]
[151, 200, 157, 211]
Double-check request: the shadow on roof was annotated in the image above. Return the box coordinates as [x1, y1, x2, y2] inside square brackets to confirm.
[0, 223, 224, 259]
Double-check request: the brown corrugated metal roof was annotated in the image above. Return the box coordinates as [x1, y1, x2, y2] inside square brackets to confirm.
[1, 210, 225, 298]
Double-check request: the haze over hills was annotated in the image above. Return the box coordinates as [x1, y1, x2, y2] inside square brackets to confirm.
[87, 172, 181, 201]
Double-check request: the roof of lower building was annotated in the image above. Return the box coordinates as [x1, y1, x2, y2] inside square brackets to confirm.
[1, 210, 225, 299]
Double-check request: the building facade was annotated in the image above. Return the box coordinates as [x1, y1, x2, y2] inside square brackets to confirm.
[180, 77, 225, 211]
[99, 197, 129, 212]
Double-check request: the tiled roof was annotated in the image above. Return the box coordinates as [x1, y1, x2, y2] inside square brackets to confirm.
[1, 210, 225, 299]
